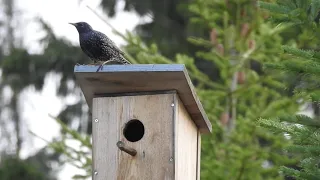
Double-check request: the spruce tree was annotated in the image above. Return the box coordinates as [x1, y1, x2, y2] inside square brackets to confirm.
[183, 0, 300, 179]
[258, 0, 320, 179]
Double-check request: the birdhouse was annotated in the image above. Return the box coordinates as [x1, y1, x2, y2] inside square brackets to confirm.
[74, 64, 212, 180]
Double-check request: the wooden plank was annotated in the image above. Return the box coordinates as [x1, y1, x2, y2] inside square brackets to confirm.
[75, 64, 212, 134]
[92, 96, 120, 180]
[174, 96, 198, 180]
[92, 94, 175, 180]
[196, 130, 201, 180]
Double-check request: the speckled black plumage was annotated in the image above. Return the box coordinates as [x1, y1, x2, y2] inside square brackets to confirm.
[70, 22, 130, 65]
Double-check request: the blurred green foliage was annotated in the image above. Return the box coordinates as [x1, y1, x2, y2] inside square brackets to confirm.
[45, 116, 92, 179]
[0, 156, 48, 180]
[258, 0, 320, 179]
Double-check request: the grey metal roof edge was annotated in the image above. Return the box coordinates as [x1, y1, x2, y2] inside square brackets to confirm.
[74, 64, 186, 73]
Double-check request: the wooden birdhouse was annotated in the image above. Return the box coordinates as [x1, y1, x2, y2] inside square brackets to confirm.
[74, 64, 212, 180]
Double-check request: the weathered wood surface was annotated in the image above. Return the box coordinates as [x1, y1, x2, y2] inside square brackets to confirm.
[75, 64, 212, 134]
[92, 94, 175, 180]
[197, 130, 201, 180]
[175, 96, 199, 180]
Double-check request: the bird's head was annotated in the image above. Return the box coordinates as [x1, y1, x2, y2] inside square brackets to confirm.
[69, 22, 93, 34]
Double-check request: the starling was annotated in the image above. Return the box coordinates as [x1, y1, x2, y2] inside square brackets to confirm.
[69, 22, 130, 71]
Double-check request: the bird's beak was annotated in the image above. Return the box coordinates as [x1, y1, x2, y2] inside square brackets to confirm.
[69, 23, 76, 26]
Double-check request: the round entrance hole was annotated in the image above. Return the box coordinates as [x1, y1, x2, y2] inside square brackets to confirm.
[123, 119, 145, 142]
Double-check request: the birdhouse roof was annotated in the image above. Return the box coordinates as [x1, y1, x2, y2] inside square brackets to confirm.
[74, 64, 212, 134]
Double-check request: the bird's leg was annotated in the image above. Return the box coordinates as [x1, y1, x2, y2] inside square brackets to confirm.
[96, 60, 111, 72]
[104, 59, 123, 64]
[96, 58, 121, 72]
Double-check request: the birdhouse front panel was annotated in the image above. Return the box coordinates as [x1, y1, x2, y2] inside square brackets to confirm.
[92, 93, 176, 180]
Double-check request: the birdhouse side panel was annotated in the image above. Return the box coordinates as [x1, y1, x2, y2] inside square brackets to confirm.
[175, 96, 200, 180]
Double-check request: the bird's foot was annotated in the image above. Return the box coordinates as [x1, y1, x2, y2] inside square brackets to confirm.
[96, 61, 110, 72]
[96, 59, 125, 72]
[105, 59, 125, 65]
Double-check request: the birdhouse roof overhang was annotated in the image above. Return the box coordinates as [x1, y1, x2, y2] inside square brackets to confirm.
[74, 64, 212, 134]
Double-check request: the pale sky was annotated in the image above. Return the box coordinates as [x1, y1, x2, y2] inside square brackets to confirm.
[12, 0, 144, 179]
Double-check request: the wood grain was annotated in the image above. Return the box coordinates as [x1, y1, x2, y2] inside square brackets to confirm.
[197, 130, 201, 180]
[75, 64, 212, 134]
[92, 94, 175, 180]
[174, 96, 199, 180]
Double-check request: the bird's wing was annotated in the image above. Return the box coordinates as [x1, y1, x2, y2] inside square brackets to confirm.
[94, 31, 125, 56]
[80, 43, 96, 59]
